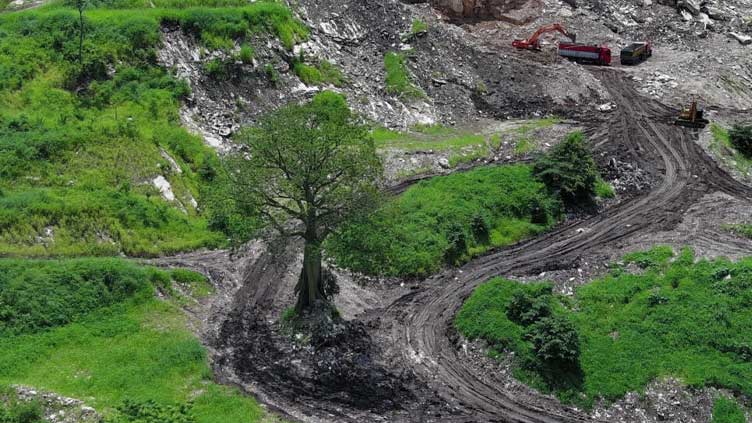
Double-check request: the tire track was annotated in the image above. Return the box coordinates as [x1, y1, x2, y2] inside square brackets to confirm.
[385, 69, 752, 422]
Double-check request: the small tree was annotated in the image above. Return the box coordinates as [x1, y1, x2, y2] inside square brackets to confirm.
[64, 0, 87, 69]
[533, 131, 598, 208]
[730, 124, 752, 157]
[226, 92, 382, 312]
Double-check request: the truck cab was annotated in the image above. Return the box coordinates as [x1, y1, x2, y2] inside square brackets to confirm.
[620, 42, 652, 65]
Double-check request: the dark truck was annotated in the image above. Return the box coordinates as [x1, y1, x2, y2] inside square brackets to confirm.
[620, 42, 652, 65]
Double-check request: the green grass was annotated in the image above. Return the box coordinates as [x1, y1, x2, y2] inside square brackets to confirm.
[457, 246, 752, 408]
[327, 164, 561, 277]
[724, 223, 752, 239]
[712, 397, 747, 423]
[0, 1, 305, 256]
[410, 19, 428, 35]
[0, 258, 268, 422]
[384, 52, 424, 99]
[710, 123, 752, 176]
[293, 60, 346, 87]
[595, 178, 615, 199]
[372, 125, 485, 153]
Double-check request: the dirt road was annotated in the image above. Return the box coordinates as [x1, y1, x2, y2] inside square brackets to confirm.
[156, 69, 752, 422]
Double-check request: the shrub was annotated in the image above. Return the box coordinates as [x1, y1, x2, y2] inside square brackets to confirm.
[729, 124, 752, 157]
[524, 316, 580, 367]
[444, 223, 467, 265]
[0, 399, 44, 423]
[470, 213, 490, 244]
[203, 58, 229, 79]
[533, 131, 598, 208]
[506, 288, 552, 326]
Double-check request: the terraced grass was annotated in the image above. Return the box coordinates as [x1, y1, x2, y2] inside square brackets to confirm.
[457, 247, 752, 408]
[0, 1, 304, 256]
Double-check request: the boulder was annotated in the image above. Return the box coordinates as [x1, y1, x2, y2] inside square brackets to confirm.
[677, 0, 700, 15]
[730, 32, 752, 45]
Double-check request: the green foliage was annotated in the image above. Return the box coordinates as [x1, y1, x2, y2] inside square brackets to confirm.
[108, 399, 195, 423]
[533, 131, 598, 208]
[458, 247, 752, 408]
[622, 245, 675, 268]
[595, 178, 615, 199]
[525, 316, 580, 366]
[383, 52, 424, 99]
[724, 223, 752, 239]
[328, 164, 561, 277]
[0, 259, 267, 422]
[729, 124, 752, 158]
[0, 393, 43, 423]
[712, 397, 746, 423]
[710, 123, 752, 175]
[238, 43, 254, 64]
[0, 259, 160, 336]
[410, 19, 428, 35]
[203, 58, 230, 79]
[0, 3, 311, 256]
[293, 60, 345, 87]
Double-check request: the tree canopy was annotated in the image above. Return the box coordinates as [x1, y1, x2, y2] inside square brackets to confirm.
[225, 91, 382, 311]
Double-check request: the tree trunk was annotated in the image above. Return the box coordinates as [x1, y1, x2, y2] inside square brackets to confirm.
[78, 8, 84, 69]
[295, 239, 324, 312]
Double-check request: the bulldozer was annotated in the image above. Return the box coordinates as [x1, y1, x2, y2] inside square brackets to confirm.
[674, 100, 710, 129]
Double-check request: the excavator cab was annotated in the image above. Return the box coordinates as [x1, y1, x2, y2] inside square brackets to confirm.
[512, 23, 576, 50]
[674, 100, 710, 129]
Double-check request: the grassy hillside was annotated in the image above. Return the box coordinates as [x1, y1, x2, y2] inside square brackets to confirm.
[456, 247, 752, 410]
[327, 164, 561, 277]
[0, 1, 305, 257]
[0, 258, 269, 422]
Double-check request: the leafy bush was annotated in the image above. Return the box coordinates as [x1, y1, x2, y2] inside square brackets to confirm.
[384, 51, 423, 99]
[524, 316, 580, 367]
[506, 286, 552, 326]
[533, 131, 598, 208]
[328, 164, 561, 277]
[0, 394, 43, 423]
[729, 124, 752, 157]
[458, 247, 752, 408]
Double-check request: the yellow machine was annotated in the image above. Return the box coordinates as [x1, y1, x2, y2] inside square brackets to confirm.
[675, 100, 710, 129]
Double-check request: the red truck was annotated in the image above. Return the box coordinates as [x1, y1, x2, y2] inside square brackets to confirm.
[558, 42, 612, 66]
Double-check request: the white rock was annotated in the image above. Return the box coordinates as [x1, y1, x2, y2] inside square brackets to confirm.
[152, 175, 176, 202]
[730, 32, 752, 45]
[438, 158, 451, 169]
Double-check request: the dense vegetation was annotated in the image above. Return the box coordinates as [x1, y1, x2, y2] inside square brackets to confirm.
[328, 164, 561, 277]
[457, 247, 752, 409]
[0, 259, 265, 422]
[712, 397, 747, 423]
[0, 1, 305, 256]
[533, 131, 599, 207]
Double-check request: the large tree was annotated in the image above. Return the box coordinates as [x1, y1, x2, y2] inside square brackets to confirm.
[226, 92, 382, 312]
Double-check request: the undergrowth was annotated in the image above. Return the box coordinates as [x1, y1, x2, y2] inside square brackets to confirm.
[383, 52, 424, 99]
[457, 246, 752, 409]
[0, 1, 304, 256]
[0, 258, 265, 422]
[327, 164, 561, 277]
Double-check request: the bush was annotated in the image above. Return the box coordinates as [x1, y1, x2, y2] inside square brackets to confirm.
[729, 124, 752, 157]
[524, 316, 580, 367]
[506, 287, 552, 326]
[0, 397, 44, 423]
[444, 223, 467, 265]
[533, 131, 598, 208]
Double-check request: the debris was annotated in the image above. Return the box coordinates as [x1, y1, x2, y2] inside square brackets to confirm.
[729, 32, 752, 45]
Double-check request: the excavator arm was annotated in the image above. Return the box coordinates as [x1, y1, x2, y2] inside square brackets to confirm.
[512, 23, 577, 50]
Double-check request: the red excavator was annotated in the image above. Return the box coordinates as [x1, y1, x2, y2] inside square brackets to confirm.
[512, 23, 577, 50]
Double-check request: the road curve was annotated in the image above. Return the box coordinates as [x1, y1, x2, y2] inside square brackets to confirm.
[385, 69, 752, 422]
